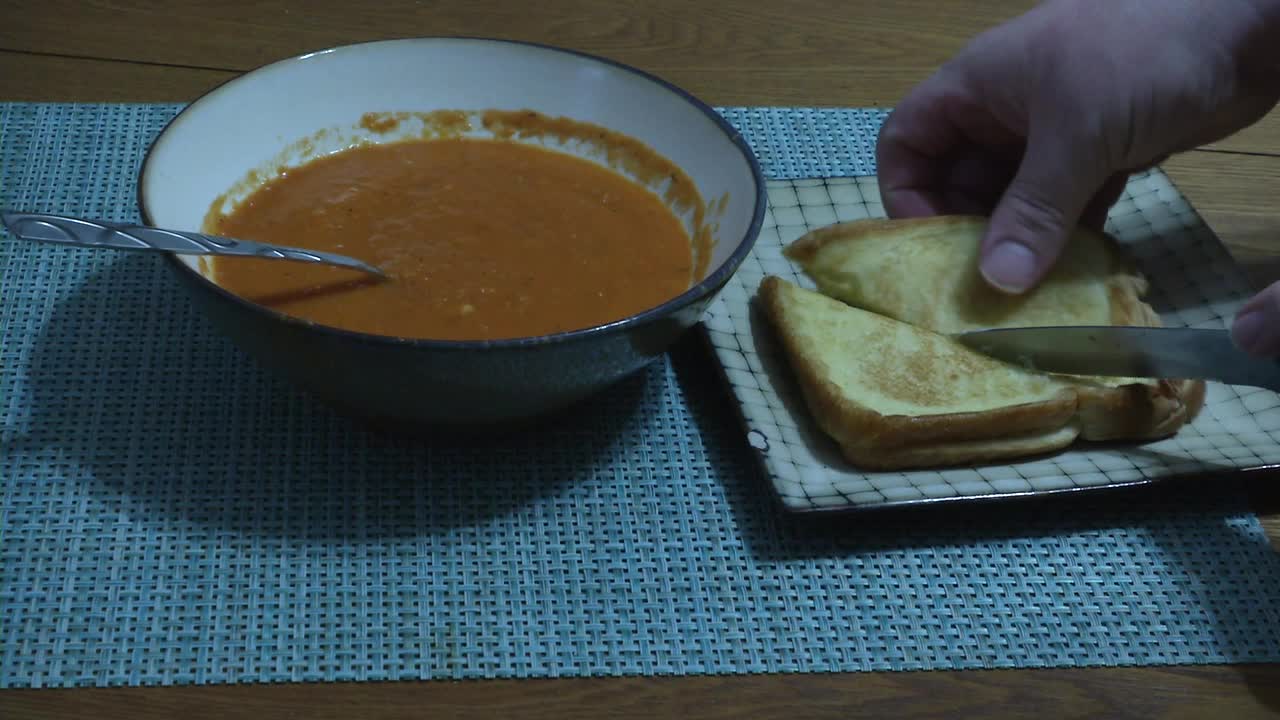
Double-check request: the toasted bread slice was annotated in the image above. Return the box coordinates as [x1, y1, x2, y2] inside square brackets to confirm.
[782, 215, 1150, 333]
[758, 275, 1083, 469]
[780, 216, 1205, 449]
[757, 212, 1208, 471]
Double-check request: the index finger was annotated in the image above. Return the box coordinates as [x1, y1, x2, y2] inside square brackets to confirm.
[876, 79, 965, 218]
[876, 73, 1024, 219]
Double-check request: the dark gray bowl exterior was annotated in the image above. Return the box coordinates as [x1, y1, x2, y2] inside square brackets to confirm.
[170, 258, 730, 427]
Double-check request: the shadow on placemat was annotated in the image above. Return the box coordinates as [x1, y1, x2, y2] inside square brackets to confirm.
[12, 255, 654, 542]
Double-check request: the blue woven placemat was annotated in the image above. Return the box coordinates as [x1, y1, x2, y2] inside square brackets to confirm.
[3, 103, 1280, 689]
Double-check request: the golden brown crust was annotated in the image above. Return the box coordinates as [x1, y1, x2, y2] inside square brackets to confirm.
[758, 275, 1080, 459]
[842, 425, 1081, 471]
[1073, 379, 1188, 441]
[783, 214, 1130, 269]
[1183, 378, 1208, 421]
[782, 215, 985, 265]
[1106, 273, 1158, 327]
[1088, 233, 1200, 441]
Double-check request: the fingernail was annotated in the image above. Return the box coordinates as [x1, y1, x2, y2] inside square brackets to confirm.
[1231, 310, 1275, 356]
[981, 240, 1038, 293]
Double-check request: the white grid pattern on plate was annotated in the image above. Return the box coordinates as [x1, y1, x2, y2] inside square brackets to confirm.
[704, 170, 1280, 511]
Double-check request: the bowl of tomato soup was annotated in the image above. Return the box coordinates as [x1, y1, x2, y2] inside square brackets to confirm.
[139, 38, 765, 427]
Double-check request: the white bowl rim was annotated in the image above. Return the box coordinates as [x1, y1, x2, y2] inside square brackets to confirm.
[138, 36, 768, 350]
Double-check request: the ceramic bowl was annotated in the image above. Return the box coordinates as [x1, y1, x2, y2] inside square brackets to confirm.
[139, 37, 765, 428]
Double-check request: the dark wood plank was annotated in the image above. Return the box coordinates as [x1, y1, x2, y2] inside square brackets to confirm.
[1163, 152, 1280, 286]
[0, 0, 1029, 76]
[0, 51, 234, 103]
[0, 52, 919, 108]
[6, 0, 1280, 151]
[1203, 116, 1280, 155]
[3, 665, 1280, 720]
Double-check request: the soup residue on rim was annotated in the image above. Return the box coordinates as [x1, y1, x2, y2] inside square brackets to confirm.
[201, 110, 716, 342]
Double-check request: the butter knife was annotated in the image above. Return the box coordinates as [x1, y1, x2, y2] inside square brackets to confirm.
[954, 326, 1280, 392]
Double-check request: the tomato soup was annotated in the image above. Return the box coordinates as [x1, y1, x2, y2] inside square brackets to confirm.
[205, 134, 697, 341]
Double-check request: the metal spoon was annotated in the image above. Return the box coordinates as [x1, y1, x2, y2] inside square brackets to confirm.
[1, 211, 388, 278]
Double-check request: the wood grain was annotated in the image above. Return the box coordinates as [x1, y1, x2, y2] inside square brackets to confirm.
[0, 53, 917, 108]
[7, 0, 1280, 151]
[1163, 152, 1280, 286]
[3, 665, 1280, 720]
[5, 1, 1280, 716]
[0, 51, 234, 103]
[0, 0, 1029, 75]
[0, 0, 1024, 109]
[1202, 115, 1280, 155]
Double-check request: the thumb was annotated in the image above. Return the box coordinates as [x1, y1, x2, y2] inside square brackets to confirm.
[1232, 281, 1280, 357]
[980, 132, 1109, 293]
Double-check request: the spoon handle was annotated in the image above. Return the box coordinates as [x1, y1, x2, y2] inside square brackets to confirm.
[1, 211, 387, 278]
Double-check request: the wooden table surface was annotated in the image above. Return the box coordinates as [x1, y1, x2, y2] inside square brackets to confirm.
[3, 1, 1279, 717]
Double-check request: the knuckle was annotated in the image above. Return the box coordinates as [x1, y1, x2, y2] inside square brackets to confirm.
[1001, 184, 1071, 240]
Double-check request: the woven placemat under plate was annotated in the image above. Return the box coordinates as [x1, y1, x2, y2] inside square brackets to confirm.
[2, 103, 1280, 688]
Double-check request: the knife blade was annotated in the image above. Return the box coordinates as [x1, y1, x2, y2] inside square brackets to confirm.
[953, 326, 1280, 391]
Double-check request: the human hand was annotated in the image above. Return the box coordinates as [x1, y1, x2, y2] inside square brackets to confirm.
[875, 0, 1280, 354]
